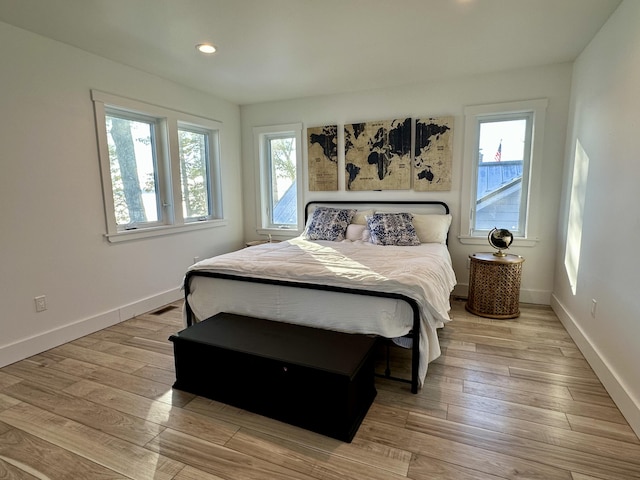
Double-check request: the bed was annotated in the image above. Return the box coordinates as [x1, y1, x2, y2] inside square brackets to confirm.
[183, 200, 457, 393]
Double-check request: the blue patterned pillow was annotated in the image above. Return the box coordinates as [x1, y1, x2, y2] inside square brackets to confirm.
[303, 207, 356, 241]
[366, 213, 421, 246]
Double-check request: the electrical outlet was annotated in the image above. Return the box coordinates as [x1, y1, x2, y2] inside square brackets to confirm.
[591, 299, 597, 318]
[35, 295, 47, 312]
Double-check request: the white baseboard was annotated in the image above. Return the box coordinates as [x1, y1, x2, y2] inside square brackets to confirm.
[551, 294, 640, 438]
[0, 288, 182, 369]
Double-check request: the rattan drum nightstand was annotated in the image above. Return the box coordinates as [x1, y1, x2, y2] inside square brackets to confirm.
[466, 252, 525, 319]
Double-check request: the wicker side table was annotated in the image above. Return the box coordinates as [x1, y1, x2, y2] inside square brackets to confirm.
[466, 252, 524, 319]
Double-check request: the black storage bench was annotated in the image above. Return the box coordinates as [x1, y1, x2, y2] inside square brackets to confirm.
[169, 312, 378, 442]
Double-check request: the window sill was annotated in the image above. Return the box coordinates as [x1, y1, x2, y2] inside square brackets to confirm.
[457, 235, 539, 247]
[106, 219, 228, 243]
[256, 227, 301, 239]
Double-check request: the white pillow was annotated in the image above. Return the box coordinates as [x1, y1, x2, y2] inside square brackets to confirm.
[351, 209, 374, 225]
[345, 223, 371, 242]
[412, 214, 452, 244]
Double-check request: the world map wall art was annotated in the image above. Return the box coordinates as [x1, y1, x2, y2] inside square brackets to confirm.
[306, 116, 454, 192]
[345, 118, 412, 191]
[414, 116, 453, 191]
[307, 125, 338, 191]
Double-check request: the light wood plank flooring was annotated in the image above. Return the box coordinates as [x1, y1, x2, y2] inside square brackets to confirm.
[1, 299, 639, 479]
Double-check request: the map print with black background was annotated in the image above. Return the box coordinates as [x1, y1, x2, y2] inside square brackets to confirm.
[344, 118, 411, 191]
[307, 125, 338, 191]
[413, 116, 453, 191]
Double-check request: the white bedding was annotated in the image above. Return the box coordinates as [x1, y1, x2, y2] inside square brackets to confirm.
[184, 237, 457, 387]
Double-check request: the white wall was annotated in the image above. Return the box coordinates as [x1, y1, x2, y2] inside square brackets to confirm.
[240, 64, 573, 304]
[0, 22, 243, 367]
[553, 0, 640, 436]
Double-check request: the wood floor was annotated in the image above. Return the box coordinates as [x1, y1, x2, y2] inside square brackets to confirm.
[1, 299, 639, 479]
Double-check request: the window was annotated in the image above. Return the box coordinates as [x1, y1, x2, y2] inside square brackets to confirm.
[178, 125, 213, 222]
[105, 111, 164, 229]
[92, 91, 223, 242]
[460, 99, 547, 244]
[474, 113, 532, 234]
[254, 123, 303, 232]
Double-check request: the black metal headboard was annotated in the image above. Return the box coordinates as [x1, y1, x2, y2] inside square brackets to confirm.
[304, 200, 451, 244]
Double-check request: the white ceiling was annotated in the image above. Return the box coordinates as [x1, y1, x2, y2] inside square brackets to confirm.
[0, 0, 621, 105]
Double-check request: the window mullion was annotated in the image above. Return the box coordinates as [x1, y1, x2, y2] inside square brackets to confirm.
[150, 121, 165, 226]
[165, 118, 183, 226]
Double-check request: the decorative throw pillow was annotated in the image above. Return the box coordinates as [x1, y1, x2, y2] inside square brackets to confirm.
[303, 207, 356, 241]
[412, 214, 452, 244]
[345, 223, 372, 242]
[366, 213, 421, 246]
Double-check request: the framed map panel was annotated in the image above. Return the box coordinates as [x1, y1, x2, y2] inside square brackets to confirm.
[413, 116, 454, 191]
[307, 125, 338, 191]
[344, 118, 411, 191]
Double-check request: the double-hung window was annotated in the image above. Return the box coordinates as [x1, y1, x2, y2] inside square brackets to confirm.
[93, 91, 223, 242]
[254, 123, 303, 233]
[460, 99, 547, 244]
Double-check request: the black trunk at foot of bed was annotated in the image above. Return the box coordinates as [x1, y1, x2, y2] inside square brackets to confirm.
[183, 271, 422, 394]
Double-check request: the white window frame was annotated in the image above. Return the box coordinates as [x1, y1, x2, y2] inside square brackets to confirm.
[177, 122, 216, 223]
[459, 99, 547, 246]
[92, 90, 225, 242]
[253, 123, 303, 235]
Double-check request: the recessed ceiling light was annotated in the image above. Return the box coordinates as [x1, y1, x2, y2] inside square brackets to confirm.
[196, 43, 217, 54]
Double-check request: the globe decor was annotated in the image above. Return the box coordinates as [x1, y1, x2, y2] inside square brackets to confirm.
[488, 227, 513, 257]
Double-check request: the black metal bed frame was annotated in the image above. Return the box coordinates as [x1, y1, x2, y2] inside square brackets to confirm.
[183, 200, 450, 394]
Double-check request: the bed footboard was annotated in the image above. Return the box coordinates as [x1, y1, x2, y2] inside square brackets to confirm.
[183, 270, 421, 394]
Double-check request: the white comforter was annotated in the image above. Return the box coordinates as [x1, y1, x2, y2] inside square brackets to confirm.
[186, 237, 457, 386]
